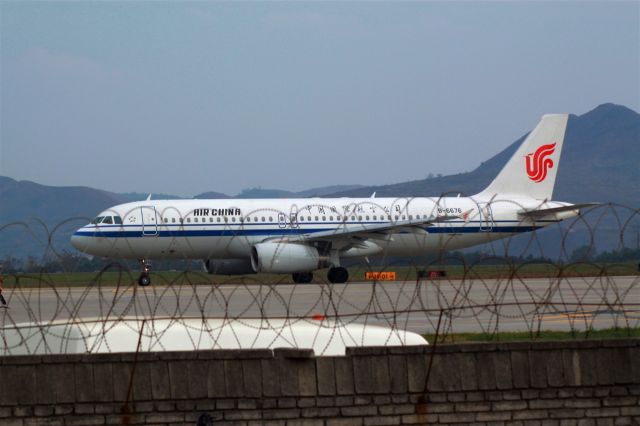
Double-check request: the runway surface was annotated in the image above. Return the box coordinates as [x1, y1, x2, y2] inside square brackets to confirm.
[1, 276, 638, 334]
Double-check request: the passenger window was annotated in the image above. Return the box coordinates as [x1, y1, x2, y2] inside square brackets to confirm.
[114, 216, 123, 225]
[366, 216, 370, 220]
[269, 216, 273, 221]
[254, 217, 258, 222]
[187, 218, 191, 223]
[224, 217, 228, 223]
[395, 215, 399, 220]
[329, 216, 333, 221]
[180, 218, 184, 223]
[322, 216, 326, 221]
[194, 218, 198, 223]
[373, 215, 377, 220]
[209, 217, 213, 222]
[217, 217, 221, 222]
[351, 216, 355, 221]
[409, 215, 413, 220]
[172, 218, 176, 223]
[402, 215, 406, 220]
[164, 218, 168, 223]
[300, 216, 304, 221]
[308, 216, 311, 221]
[261, 217, 265, 222]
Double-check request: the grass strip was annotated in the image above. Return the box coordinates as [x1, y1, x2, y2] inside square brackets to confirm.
[424, 326, 640, 344]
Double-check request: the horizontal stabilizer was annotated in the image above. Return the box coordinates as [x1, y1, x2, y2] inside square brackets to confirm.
[518, 203, 599, 218]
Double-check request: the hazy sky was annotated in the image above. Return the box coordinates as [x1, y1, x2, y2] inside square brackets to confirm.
[1, 1, 638, 196]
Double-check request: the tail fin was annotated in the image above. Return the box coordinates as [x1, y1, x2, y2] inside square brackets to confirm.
[477, 114, 569, 201]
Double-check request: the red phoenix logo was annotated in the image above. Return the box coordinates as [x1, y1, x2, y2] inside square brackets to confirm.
[525, 143, 556, 182]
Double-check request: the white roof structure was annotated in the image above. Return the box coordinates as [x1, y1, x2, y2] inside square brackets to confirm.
[1, 317, 428, 356]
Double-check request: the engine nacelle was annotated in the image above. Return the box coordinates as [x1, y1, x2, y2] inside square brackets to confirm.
[251, 242, 325, 273]
[203, 258, 255, 275]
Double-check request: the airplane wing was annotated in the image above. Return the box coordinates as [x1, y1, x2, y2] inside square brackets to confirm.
[517, 203, 599, 218]
[273, 211, 471, 243]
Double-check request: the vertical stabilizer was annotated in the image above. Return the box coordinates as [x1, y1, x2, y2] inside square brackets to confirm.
[478, 114, 568, 200]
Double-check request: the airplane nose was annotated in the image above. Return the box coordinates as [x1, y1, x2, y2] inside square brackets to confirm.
[70, 230, 86, 252]
[70, 233, 81, 250]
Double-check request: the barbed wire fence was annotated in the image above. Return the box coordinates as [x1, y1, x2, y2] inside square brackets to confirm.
[0, 202, 638, 356]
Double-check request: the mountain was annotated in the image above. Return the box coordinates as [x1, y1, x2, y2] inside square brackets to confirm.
[0, 176, 123, 224]
[220, 185, 366, 199]
[194, 191, 232, 199]
[296, 185, 366, 197]
[0, 103, 637, 260]
[0, 177, 120, 259]
[326, 103, 640, 206]
[118, 192, 185, 202]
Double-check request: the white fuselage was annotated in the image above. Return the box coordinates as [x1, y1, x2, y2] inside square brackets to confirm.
[70, 196, 568, 261]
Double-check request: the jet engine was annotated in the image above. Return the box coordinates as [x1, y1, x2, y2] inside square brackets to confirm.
[251, 242, 326, 273]
[203, 258, 255, 275]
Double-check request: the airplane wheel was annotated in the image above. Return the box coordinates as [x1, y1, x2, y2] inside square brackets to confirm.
[138, 273, 151, 286]
[292, 272, 313, 284]
[327, 267, 348, 284]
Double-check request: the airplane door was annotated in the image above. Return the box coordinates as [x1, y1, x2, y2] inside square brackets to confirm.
[479, 203, 494, 232]
[278, 213, 287, 229]
[141, 206, 159, 236]
[289, 205, 299, 228]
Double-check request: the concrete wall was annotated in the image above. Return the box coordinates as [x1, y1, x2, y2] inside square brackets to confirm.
[0, 339, 638, 425]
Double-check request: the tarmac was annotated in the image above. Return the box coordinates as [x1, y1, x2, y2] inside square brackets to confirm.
[0, 275, 638, 334]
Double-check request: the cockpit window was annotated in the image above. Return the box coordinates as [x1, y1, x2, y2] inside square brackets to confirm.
[91, 216, 105, 224]
[114, 216, 123, 225]
[102, 216, 113, 224]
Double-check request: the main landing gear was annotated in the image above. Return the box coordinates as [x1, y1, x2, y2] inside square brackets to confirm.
[138, 259, 151, 286]
[327, 267, 349, 284]
[292, 268, 349, 284]
[292, 272, 313, 284]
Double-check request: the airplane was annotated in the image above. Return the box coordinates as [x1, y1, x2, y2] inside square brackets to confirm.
[71, 114, 595, 286]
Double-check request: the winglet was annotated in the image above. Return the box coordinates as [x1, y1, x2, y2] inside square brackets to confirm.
[146, 194, 152, 201]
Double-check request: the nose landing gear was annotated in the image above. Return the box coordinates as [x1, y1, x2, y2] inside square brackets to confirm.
[138, 259, 151, 286]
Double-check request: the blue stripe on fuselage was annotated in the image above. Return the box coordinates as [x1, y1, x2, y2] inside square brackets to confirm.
[73, 225, 541, 239]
